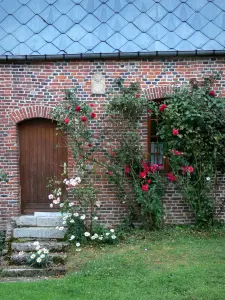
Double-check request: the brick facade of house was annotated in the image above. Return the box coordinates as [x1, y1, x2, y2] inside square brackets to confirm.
[0, 56, 225, 230]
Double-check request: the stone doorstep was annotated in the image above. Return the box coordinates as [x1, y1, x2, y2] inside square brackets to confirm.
[13, 227, 66, 239]
[10, 253, 67, 265]
[0, 265, 66, 277]
[11, 241, 69, 252]
[13, 215, 63, 227]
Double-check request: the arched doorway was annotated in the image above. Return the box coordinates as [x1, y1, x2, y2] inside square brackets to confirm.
[18, 118, 67, 214]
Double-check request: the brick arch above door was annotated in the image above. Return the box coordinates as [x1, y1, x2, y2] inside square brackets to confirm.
[145, 86, 173, 100]
[9, 106, 53, 124]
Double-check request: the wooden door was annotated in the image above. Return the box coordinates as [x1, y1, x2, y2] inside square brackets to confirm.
[19, 118, 67, 214]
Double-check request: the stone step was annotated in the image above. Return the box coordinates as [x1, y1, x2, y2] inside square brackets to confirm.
[13, 227, 66, 239]
[13, 215, 63, 227]
[0, 265, 66, 277]
[10, 253, 67, 265]
[11, 241, 69, 252]
[34, 212, 61, 217]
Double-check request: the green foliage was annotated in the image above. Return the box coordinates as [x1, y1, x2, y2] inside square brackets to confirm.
[149, 74, 225, 226]
[0, 169, 8, 182]
[0, 231, 5, 254]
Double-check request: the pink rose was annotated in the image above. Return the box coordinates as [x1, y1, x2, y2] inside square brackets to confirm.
[172, 129, 179, 136]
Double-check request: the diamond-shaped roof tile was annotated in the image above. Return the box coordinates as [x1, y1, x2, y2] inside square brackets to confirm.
[93, 23, 114, 41]
[14, 5, 34, 24]
[202, 40, 224, 50]
[201, 2, 221, 21]
[81, 0, 101, 13]
[187, 0, 208, 11]
[133, 13, 154, 32]
[176, 40, 196, 51]
[107, 32, 127, 49]
[45, 0, 57, 4]
[27, 0, 48, 14]
[67, 25, 87, 41]
[105, 0, 128, 13]
[80, 33, 100, 51]
[13, 25, 33, 42]
[107, 14, 128, 32]
[214, 0, 225, 10]
[120, 4, 140, 22]
[202, 22, 221, 39]
[92, 42, 114, 53]
[39, 26, 60, 42]
[54, 0, 74, 14]
[215, 31, 225, 47]
[0, 46, 5, 55]
[93, 4, 114, 22]
[80, 14, 101, 32]
[11, 43, 32, 55]
[0, 16, 20, 33]
[175, 22, 195, 39]
[149, 41, 168, 51]
[161, 32, 182, 49]
[148, 23, 168, 40]
[133, 33, 154, 50]
[53, 15, 74, 33]
[0, 35, 19, 51]
[26, 34, 46, 51]
[0, 8, 7, 22]
[53, 34, 73, 50]
[40, 5, 61, 25]
[161, 13, 181, 31]
[174, 3, 194, 21]
[67, 5, 88, 23]
[38, 43, 60, 54]
[27, 15, 48, 33]
[0, 27, 7, 40]
[0, 0, 21, 14]
[120, 23, 140, 40]
[65, 42, 87, 53]
[188, 31, 209, 48]
[187, 12, 208, 30]
[120, 41, 141, 52]
[18, 0, 31, 4]
[133, 0, 154, 12]
[160, 0, 180, 12]
[147, 4, 167, 22]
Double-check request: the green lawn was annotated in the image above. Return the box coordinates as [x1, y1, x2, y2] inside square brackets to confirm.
[1, 227, 225, 300]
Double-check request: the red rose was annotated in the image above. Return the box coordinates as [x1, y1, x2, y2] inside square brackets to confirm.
[150, 164, 158, 172]
[81, 116, 87, 122]
[147, 179, 152, 184]
[143, 163, 149, 174]
[136, 94, 140, 98]
[159, 104, 168, 112]
[148, 110, 152, 114]
[89, 103, 95, 107]
[139, 172, 146, 178]
[75, 106, 81, 112]
[64, 117, 69, 124]
[141, 184, 149, 191]
[88, 143, 92, 147]
[91, 112, 96, 119]
[171, 149, 181, 156]
[125, 165, 130, 174]
[108, 171, 113, 175]
[172, 128, 179, 136]
[187, 166, 194, 173]
[167, 173, 177, 182]
[209, 90, 216, 97]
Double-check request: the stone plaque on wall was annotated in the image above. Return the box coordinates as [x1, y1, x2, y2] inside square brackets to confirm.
[91, 73, 105, 94]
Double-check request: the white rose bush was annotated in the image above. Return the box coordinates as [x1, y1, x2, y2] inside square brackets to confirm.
[48, 175, 118, 251]
[29, 241, 50, 267]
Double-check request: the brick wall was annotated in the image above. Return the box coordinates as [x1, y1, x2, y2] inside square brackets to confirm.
[0, 56, 225, 229]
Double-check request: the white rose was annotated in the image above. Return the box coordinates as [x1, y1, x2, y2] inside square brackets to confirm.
[206, 177, 210, 181]
[50, 203, 53, 208]
[33, 241, 39, 246]
[105, 232, 110, 236]
[93, 216, 98, 220]
[30, 254, 36, 259]
[43, 248, 49, 254]
[60, 203, 64, 207]
[84, 232, 90, 237]
[76, 242, 80, 247]
[76, 248, 81, 252]
[93, 233, 98, 238]
[91, 236, 96, 240]
[37, 249, 42, 255]
[48, 194, 54, 200]
[69, 235, 75, 241]
[111, 235, 116, 239]
[68, 202, 74, 207]
[98, 236, 103, 240]
[65, 180, 70, 185]
[35, 245, 41, 250]
[75, 177, 81, 184]
[36, 258, 42, 263]
[80, 214, 86, 220]
[110, 229, 115, 233]
[58, 227, 64, 231]
[70, 219, 75, 223]
[74, 212, 79, 217]
[40, 254, 45, 259]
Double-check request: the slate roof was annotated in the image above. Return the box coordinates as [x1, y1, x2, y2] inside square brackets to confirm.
[0, 0, 225, 55]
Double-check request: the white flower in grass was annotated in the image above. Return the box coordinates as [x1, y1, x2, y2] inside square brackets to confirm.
[206, 177, 211, 181]
[30, 254, 35, 259]
[35, 245, 41, 250]
[98, 236, 103, 241]
[80, 214, 86, 220]
[91, 236, 96, 240]
[76, 248, 81, 252]
[70, 219, 75, 223]
[48, 194, 54, 200]
[58, 227, 64, 231]
[69, 235, 75, 241]
[50, 203, 53, 208]
[93, 233, 98, 238]
[111, 235, 116, 240]
[36, 257, 42, 263]
[110, 229, 115, 233]
[84, 232, 90, 237]
[37, 249, 42, 255]
[43, 248, 49, 254]
[33, 241, 39, 246]
[40, 254, 45, 259]
[60, 203, 64, 207]
[68, 202, 74, 207]
[76, 242, 80, 247]
[74, 212, 79, 217]
[105, 232, 110, 236]
[93, 216, 98, 220]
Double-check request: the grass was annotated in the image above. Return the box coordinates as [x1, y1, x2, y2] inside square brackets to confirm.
[1, 227, 225, 300]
